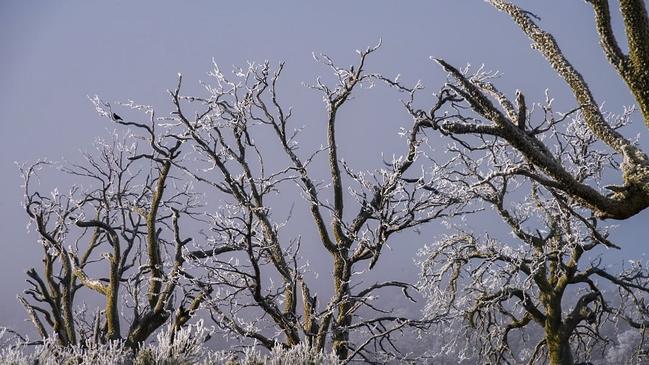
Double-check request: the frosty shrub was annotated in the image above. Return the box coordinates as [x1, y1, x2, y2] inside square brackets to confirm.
[0, 330, 131, 365]
[204, 343, 339, 365]
[134, 319, 211, 365]
[0, 325, 339, 365]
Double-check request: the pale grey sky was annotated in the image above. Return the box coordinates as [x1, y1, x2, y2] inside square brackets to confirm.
[1, 0, 647, 338]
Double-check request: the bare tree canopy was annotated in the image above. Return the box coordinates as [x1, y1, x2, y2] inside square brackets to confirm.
[19, 117, 204, 348]
[412, 1, 649, 365]
[415, 0, 649, 220]
[418, 113, 649, 363]
[6, 2, 649, 365]
[16, 46, 472, 363]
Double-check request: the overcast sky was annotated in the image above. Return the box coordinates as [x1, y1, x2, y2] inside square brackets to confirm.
[1, 0, 648, 338]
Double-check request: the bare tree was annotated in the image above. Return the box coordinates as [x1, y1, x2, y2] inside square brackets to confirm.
[417, 104, 649, 364]
[414, 0, 649, 220]
[18, 45, 468, 362]
[164, 44, 471, 362]
[407, 2, 649, 364]
[19, 107, 207, 348]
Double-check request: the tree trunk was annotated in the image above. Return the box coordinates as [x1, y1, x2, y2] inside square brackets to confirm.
[332, 254, 352, 360]
[125, 310, 169, 350]
[543, 291, 573, 365]
[546, 333, 573, 365]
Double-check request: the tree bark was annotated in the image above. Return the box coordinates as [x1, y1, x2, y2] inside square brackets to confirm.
[332, 253, 352, 360]
[546, 332, 574, 365]
[544, 293, 574, 365]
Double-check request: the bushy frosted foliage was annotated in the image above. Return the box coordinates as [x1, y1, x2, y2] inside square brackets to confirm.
[0, 327, 339, 365]
[0, 331, 131, 365]
[205, 343, 339, 365]
[42, 339, 132, 365]
[137, 320, 211, 364]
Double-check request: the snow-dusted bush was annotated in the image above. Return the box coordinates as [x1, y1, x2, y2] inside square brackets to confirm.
[134, 319, 211, 365]
[43, 339, 132, 365]
[0, 330, 131, 365]
[204, 343, 339, 365]
[0, 326, 339, 365]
